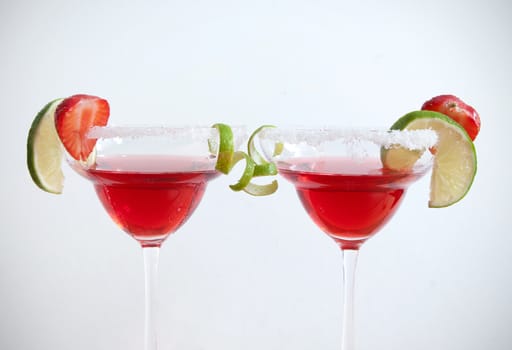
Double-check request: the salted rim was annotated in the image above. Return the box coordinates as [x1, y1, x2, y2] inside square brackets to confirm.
[259, 127, 438, 150]
[87, 126, 219, 140]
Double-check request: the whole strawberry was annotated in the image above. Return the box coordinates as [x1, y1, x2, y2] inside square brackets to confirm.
[421, 95, 480, 140]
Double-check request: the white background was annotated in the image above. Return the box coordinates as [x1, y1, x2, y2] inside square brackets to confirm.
[1, 0, 510, 349]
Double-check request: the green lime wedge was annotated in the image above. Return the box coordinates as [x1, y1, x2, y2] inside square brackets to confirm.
[27, 98, 65, 194]
[381, 146, 424, 171]
[383, 110, 477, 208]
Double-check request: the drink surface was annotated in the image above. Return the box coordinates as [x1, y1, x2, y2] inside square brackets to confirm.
[278, 157, 427, 249]
[77, 155, 218, 247]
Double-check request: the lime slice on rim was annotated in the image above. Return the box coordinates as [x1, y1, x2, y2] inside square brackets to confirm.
[27, 98, 65, 194]
[381, 146, 425, 171]
[382, 110, 477, 208]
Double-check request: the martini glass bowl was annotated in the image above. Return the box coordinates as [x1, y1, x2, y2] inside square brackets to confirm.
[258, 127, 437, 350]
[68, 125, 240, 350]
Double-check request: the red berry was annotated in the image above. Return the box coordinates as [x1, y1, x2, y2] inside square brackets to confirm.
[55, 94, 110, 161]
[421, 94, 480, 140]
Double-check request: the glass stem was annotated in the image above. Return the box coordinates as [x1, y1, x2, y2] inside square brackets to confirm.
[341, 249, 359, 350]
[143, 247, 160, 350]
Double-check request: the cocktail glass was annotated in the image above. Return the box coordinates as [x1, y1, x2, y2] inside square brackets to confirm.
[68, 125, 240, 350]
[258, 127, 437, 350]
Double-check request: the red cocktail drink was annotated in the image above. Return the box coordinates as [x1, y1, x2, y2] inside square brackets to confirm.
[77, 155, 218, 247]
[279, 157, 427, 249]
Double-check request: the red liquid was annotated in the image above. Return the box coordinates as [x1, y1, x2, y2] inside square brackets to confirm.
[279, 157, 427, 250]
[77, 155, 219, 247]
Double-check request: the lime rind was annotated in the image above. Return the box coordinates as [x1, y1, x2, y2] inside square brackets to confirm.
[243, 180, 279, 196]
[228, 151, 256, 191]
[27, 98, 64, 194]
[212, 123, 279, 196]
[248, 126, 276, 167]
[248, 125, 278, 177]
[212, 123, 235, 175]
[244, 125, 279, 195]
[253, 163, 278, 177]
[390, 110, 459, 131]
[272, 141, 284, 157]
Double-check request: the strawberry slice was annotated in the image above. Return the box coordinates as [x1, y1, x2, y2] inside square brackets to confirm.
[55, 94, 110, 161]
